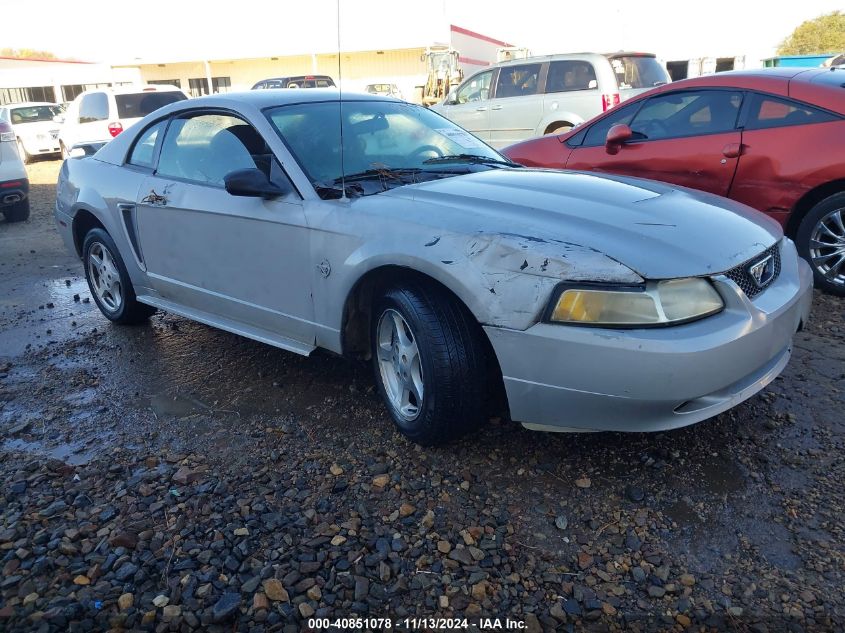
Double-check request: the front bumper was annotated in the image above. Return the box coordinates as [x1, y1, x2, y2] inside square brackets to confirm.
[54, 205, 77, 254]
[21, 135, 61, 155]
[486, 239, 813, 433]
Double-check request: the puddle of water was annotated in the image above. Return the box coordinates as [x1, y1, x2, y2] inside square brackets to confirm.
[2, 437, 96, 465]
[148, 392, 208, 418]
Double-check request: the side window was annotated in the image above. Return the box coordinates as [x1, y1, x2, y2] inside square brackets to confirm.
[629, 90, 742, 141]
[156, 113, 275, 187]
[745, 93, 838, 130]
[128, 120, 167, 169]
[455, 70, 493, 104]
[495, 63, 542, 99]
[546, 61, 597, 93]
[78, 93, 109, 123]
[583, 102, 640, 146]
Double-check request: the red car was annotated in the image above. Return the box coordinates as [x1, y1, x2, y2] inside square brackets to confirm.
[502, 68, 845, 295]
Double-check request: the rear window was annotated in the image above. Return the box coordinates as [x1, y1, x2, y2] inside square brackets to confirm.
[116, 91, 187, 119]
[745, 93, 839, 130]
[10, 105, 60, 124]
[608, 56, 669, 90]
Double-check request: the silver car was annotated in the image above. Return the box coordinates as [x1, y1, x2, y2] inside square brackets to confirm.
[55, 91, 812, 445]
[432, 52, 669, 148]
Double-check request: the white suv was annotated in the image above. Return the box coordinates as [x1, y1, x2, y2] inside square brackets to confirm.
[0, 120, 29, 222]
[0, 102, 63, 163]
[59, 85, 188, 157]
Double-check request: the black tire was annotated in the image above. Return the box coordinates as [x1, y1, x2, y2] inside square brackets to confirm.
[371, 282, 489, 445]
[16, 138, 31, 164]
[82, 228, 156, 324]
[2, 198, 30, 222]
[546, 123, 573, 135]
[796, 192, 845, 296]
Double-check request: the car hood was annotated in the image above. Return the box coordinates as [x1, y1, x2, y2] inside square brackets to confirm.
[382, 168, 781, 279]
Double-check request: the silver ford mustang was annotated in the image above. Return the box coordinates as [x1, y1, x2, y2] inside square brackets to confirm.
[54, 90, 813, 445]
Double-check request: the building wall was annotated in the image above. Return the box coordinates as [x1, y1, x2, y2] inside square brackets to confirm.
[0, 59, 141, 104]
[132, 48, 429, 102]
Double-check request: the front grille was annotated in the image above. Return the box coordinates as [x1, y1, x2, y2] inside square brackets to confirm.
[723, 242, 781, 299]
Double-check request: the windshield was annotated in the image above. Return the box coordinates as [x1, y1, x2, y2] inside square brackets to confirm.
[10, 105, 60, 124]
[608, 56, 669, 90]
[115, 91, 187, 119]
[266, 100, 511, 197]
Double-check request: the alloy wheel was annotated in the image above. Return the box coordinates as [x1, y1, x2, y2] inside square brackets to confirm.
[87, 242, 123, 312]
[809, 206, 845, 288]
[375, 309, 424, 421]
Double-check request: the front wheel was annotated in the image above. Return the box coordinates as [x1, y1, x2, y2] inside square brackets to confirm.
[82, 228, 156, 324]
[796, 192, 845, 296]
[371, 283, 489, 445]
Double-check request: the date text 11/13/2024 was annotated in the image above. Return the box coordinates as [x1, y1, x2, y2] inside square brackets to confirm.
[308, 617, 528, 629]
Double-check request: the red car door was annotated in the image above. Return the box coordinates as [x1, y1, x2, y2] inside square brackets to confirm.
[567, 89, 744, 197]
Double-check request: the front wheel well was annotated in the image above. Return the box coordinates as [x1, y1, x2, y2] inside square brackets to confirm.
[71, 209, 106, 257]
[785, 179, 845, 238]
[543, 121, 573, 135]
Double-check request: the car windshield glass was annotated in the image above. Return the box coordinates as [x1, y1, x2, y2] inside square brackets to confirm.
[10, 105, 60, 124]
[609, 56, 669, 89]
[266, 100, 510, 197]
[115, 92, 187, 119]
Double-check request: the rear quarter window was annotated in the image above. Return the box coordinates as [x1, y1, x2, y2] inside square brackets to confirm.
[608, 56, 669, 90]
[745, 93, 840, 130]
[116, 92, 187, 119]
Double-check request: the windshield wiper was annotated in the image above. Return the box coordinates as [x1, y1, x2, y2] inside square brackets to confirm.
[422, 154, 521, 167]
[336, 167, 424, 183]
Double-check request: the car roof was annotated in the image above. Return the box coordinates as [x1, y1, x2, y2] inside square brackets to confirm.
[5, 101, 59, 109]
[493, 51, 657, 69]
[72, 85, 185, 101]
[258, 75, 334, 81]
[178, 89, 391, 108]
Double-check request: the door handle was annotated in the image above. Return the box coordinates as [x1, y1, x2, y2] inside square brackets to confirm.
[722, 143, 744, 159]
[141, 189, 167, 206]
[491, 105, 503, 111]
[475, 106, 487, 112]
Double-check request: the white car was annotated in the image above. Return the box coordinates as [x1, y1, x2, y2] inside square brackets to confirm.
[58, 85, 188, 157]
[0, 119, 29, 222]
[0, 102, 63, 163]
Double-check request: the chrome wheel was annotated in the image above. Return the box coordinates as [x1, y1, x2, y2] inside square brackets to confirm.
[809, 207, 845, 288]
[87, 242, 123, 312]
[376, 309, 424, 422]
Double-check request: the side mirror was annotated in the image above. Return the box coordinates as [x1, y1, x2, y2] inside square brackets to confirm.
[446, 91, 458, 105]
[605, 123, 633, 155]
[224, 168, 289, 199]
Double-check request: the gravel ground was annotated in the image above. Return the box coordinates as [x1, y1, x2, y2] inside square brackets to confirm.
[1, 159, 843, 632]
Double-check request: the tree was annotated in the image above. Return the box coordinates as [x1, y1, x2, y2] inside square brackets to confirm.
[778, 11, 845, 56]
[0, 48, 58, 60]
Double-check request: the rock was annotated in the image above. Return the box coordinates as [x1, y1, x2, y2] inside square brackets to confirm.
[525, 613, 542, 633]
[241, 576, 261, 593]
[437, 540, 451, 554]
[23, 593, 38, 607]
[728, 607, 744, 617]
[555, 515, 569, 530]
[73, 575, 90, 585]
[330, 463, 344, 476]
[626, 486, 645, 502]
[354, 577, 370, 601]
[172, 467, 200, 485]
[372, 474, 390, 488]
[578, 552, 594, 569]
[421, 510, 435, 529]
[471, 581, 488, 600]
[109, 531, 138, 549]
[253, 593, 269, 610]
[115, 562, 139, 582]
[153, 595, 169, 608]
[299, 602, 315, 618]
[399, 503, 416, 517]
[575, 477, 592, 489]
[212, 593, 242, 622]
[118, 593, 134, 611]
[677, 614, 691, 627]
[307, 586, 322, 601]
[263, 579, 289, 602]
[448, 548, 474, 565]
[331, 535, 346, 546]
[162, 605, 181, 621]
[439, 596, 449, 608]
[234, 527, 249, 536]
[563, 599, 582, 616]
[648, 586, 666, 598]
[679, 573, 696, 587]
[602, 602, 617, 616]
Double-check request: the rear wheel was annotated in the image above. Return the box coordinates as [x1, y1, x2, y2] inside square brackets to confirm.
[2, 199, 29, 222]
[16, 138, 31, 164]
[796, 192, 845, 296]
[82, 228, 156, 324]
[371, 282, 489, 445]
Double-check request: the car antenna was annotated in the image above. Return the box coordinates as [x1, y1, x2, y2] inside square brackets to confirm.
[337, 0, 347, 200]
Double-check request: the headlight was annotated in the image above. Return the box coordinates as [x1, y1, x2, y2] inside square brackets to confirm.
[548, 278, 723, 327]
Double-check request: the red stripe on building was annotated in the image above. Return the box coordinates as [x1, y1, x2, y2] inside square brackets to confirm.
[458, 56, 491, 67]
[450, 25, 512, 48]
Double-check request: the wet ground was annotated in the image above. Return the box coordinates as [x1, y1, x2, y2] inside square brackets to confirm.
[1, 159, 843, 632]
